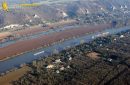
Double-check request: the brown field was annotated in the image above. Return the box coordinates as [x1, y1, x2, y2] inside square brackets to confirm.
[13, 26, 49, 36]
[49, 20, 77, 27]
[0, 24, 110, 60]
[0, 20, 76, 43]
[0, 66, 29, 85]
[13, 20, 77, 37]
[87, 52, 100, 60]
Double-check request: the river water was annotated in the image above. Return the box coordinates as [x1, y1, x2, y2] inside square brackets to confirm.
[0, 26, 130, 73]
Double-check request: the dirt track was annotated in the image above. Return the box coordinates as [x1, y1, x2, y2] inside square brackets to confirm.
[0, 24, 110, 60]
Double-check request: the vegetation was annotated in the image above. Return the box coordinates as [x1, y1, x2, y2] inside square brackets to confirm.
[13, 30, 130, 85]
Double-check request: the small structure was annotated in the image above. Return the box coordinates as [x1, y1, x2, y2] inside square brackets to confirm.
[60, 67, 65, 71]
[107, 58, 113, 62]
[120, 35, 125, 38]
[3, 24, 21, 29]
[33, 14, 40, 18]
[69, 57, 72, 61]
[55, 59, 61, 63]
[114, 38, 116, 41]
[46, 64, 54, 69]
[56, 70, 60, 74]
[67, 65, 70, 69]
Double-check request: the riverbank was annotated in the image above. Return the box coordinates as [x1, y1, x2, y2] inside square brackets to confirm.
[0, 24, 110, 61]
[0, 26, 130, 74]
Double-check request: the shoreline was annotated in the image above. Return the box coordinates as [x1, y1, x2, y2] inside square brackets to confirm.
[0, 25, 130, 74]
[0, 24, 129, 62]
[0, 30, 95, 62]
[0, 24, 110, 61]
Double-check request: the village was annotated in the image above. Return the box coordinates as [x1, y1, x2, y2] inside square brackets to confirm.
[0, 0, 130, 85]
[12, 27, 130, 85]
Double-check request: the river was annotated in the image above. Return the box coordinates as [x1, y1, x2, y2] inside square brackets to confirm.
[0, 26, 130, 73]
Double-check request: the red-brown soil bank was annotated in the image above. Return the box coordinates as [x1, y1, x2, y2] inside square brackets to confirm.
[0, 24, 110, 60]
